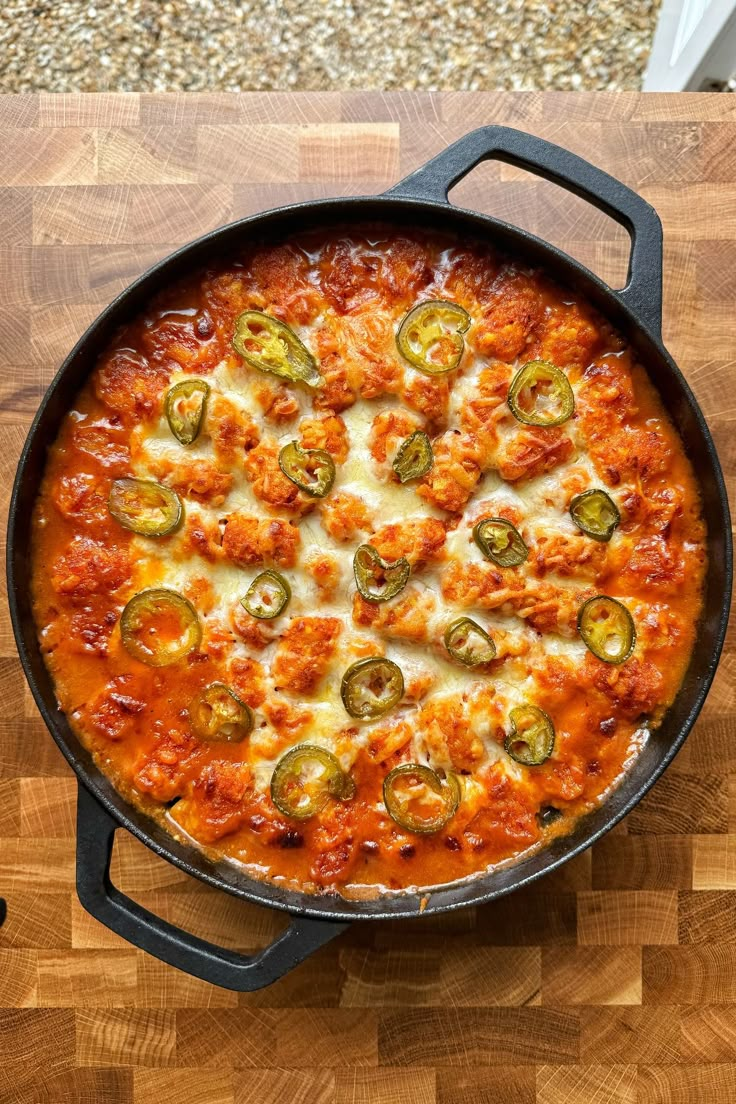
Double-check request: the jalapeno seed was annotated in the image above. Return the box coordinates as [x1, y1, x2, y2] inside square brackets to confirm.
[341, 656, 404, 719]
[353, 544, 410, 603]
[508, 360, 575, 426]
[578, 595, 636, 664]
[504, 705, 555, 766]
[270, 745, 355, 820]
[189, 683, 253, 743]
[570, 489, 620, 542]
[473, 517, 528, 567]
[396, 299, 471, 375]
[164, 378, 210, 445]
[108, 478, 182, 537]
[383, 764, 460, 834]
[233, 310, 321, 388]
[120, 588, 201, 667]
[278, 440, 336, 497]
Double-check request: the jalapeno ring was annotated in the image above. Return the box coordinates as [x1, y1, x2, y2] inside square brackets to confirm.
[396, 299, 471, 375]
[504, 705, 555, 766]
[164, 378, 210, 445]
[383, 764, 460, 834]
[108, 478, 182, 537]
[120, 588, 201, 667]
[341, 656, 404, 720]
[233, 310, 321, 388]
[270, 745, 355, 820]
[444, 617, 497, 666]
[507, 360, 575, 427]
[392, 430, 434, 483]
[578, 595, 636, 664]
[570, 489, 620, 543]
[278, 440, 336, 497]
[189, 682, 254, 743]
[353, 544, 410, 603]
[473, 517, 528, 568]
[241, 570, 291, 620]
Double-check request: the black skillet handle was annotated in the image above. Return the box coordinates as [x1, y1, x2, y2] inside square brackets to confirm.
[75, 783, 348, 992]
[385, 126, 664, 339]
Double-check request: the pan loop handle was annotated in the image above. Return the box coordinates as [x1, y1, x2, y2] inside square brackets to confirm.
[384, 126, 663, 339]
[75, 783, 348, 992]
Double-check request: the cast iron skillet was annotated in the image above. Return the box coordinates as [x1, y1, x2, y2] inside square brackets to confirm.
[7, 126, 732, 991]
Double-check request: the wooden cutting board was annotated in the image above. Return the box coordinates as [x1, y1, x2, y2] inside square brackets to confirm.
[1, 91, 735, 1104]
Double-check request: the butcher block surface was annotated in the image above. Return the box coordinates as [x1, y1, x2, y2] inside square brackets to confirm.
[0, 91, 735, 1104]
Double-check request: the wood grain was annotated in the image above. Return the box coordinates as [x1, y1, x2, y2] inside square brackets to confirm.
[576, 890, 678, 946]
[541, 948, 642, 1006]
[680, 1006, 736, 1061]
[435, 1067, 535, 1104]
[579, 1007, 680, 1065]
[537, 1065, 638, 1104]
[1, 90, 735, 1103]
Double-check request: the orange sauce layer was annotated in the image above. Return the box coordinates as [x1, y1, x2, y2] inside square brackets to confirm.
[31, 228, 706, 897]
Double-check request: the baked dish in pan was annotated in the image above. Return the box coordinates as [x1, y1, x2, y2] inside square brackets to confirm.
[31, 227, 706, 896]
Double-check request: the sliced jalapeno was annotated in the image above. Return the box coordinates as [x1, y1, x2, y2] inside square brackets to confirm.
[392, 430, 434, 483]
[353, 544, 410, 603]
[270, 745, 355, 820]
[473, 517, 528, 567]
[504, 705, 555, 766]
[383, 764, 460, 834]
[578, 595, 636, 664]
[444, 617, 497, 666]
[108, 478, 182, 537]
[396, 299, 471, 375]
[341, 656, 404, 720]
[164, 378, 210, 445]
[570, 489, 620, 543]
[508, 360, 575, 427]
[278, 440, 336, 497]
[241, 570, 291, 620]
[233, 310, 321, 388]
[120, 588, 201, 667]
[189, 682, 253, 743]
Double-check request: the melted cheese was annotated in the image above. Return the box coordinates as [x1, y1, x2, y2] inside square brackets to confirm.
[128, 347, 622, 801]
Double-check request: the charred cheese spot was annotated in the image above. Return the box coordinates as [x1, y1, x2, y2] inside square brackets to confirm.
[51, 536, 131, 598]
[243, 436, 309, 513]
[417, 431, 483, 514]
[370, 409, 423, 463]
[52, 472, 109, 522]
[253, 379, 301, 424]
[272, 616, 343, 695]
[319, 491, 374, 543]
[95, 349, 170, 420]
[370, 518, 447, 568]
[207, 393, 260, 463]
[299, 413, 350, 463]
[221, 513, 301, 569]
[472, 268, 545, 363]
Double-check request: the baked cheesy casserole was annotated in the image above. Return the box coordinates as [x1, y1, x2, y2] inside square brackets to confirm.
[32, 228, 706, 895]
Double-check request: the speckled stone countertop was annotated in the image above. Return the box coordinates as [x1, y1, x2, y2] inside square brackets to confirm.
[3, 0, 660, 93]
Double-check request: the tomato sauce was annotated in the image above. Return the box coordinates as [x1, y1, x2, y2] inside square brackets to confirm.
[31, 229, 706, 897]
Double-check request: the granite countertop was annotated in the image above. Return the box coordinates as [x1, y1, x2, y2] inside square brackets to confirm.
[2, 0, 660, 93]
